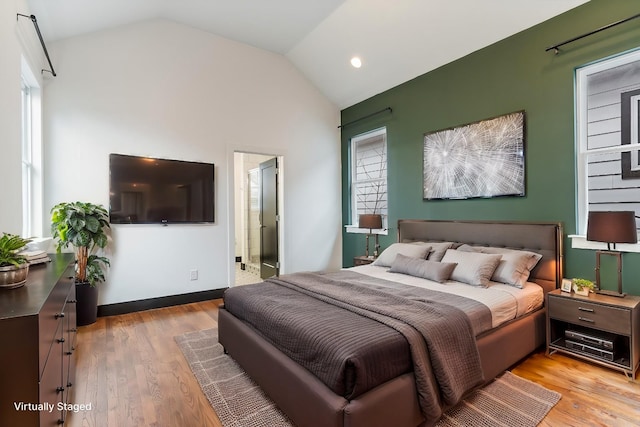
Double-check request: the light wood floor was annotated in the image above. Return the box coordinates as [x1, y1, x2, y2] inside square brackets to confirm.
[67, 299, 640, 427]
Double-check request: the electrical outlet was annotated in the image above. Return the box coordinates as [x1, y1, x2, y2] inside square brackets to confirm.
[190, 269, 198, 281]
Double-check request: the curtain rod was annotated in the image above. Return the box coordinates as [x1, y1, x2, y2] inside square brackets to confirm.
[546, 12, 640, 54]
[17, 13, 56, 76]
[338, 107, 392, 129]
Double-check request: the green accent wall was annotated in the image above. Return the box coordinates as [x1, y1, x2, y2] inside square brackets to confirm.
[341, 0, 640, 295]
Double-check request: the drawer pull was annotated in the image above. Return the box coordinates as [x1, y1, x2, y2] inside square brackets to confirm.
[68, 300, 77, 304]
[578, 316, 595, 323]
[578, 307, 594, 313]
[55, 312, 65, 319]
[57, 337, 65, 343]
[56, 386, 65, 393]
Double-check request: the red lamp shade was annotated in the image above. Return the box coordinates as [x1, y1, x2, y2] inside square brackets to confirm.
[587, 211, 637, 245]
[359, 214, 382, 230]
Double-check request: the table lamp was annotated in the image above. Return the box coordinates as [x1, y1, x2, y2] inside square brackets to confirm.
[359, 214, 383, 258]
[586, 211, 638, 297]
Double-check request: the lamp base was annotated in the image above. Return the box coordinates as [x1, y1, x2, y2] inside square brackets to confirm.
[595, 289, 626, 298]
[594, 250, 626, 298]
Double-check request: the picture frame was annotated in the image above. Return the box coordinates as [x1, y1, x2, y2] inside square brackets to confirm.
[561, 278, 573, 293]
[423, 111, 525, 200]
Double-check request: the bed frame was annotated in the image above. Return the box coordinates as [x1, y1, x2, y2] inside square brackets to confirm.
[219, 219, 563, 427]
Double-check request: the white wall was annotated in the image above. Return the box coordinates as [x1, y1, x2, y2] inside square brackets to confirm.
[0, 0, 43, 234]
[43, 19, 341, 305]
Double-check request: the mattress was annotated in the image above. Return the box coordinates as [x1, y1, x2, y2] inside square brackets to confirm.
[350, 264, 544, 329]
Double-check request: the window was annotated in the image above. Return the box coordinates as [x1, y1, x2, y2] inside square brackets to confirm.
[21, 82, 33, 237]
[574, 49, 640, 251]
[21, 58, 42, 238]
[349, 128, 388, 231]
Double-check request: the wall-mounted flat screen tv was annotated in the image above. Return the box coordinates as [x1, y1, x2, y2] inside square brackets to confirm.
[109, 154, 215, 224]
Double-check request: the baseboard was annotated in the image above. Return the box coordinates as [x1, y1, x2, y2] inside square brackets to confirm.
[97, 288, 226, 317]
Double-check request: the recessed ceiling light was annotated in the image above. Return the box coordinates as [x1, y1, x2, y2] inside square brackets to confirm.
[350, 57, 362, 68]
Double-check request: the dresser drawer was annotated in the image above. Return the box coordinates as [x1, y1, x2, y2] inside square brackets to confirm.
[548, 296, 631, 335]
[39, 275, 73, 377]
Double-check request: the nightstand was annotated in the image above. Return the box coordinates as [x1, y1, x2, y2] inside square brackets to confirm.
[353, 256, 375, 266]
[546, 289, 640, 379]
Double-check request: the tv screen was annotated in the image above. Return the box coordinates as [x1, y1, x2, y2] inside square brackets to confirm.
[109, 154, 215, 224]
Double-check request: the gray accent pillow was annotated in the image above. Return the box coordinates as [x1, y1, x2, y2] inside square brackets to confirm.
[372, 243, 431, 267]
[410, 241, 455, 262]
[441, 249, 502, 287]
[388, 253, 457, 283]
[457, 245, 542, 288]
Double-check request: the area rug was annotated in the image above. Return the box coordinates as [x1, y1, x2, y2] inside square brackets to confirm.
[175, 328, 561, 427]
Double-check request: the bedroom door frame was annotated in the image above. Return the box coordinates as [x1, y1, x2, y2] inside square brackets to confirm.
[230, 149, 285, 287]
[258, 156, 279, 279]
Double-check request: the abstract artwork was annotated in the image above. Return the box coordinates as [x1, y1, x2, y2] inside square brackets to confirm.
[423, 111, 525, 200]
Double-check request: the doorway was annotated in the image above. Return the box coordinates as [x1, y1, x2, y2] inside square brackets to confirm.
[233, 152, 282, 286]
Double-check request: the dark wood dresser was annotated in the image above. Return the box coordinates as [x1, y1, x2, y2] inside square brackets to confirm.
[0, 253, 77, 426]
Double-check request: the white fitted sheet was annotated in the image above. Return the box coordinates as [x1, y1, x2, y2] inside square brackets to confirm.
[350, 264, 544, 329]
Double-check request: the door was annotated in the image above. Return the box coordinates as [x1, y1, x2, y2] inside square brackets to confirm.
[259, 157, 279, 279]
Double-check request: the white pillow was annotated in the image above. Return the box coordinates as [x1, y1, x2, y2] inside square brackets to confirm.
[441, 249, 502, 287]
[372, 243, 431, 267]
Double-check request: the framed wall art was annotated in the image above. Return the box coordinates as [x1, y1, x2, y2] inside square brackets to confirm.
[423, 111, 525, 200]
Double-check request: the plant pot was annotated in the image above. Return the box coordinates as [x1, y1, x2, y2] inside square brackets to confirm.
[572, 284, 590, 296]
[0, 263, 29, 289]
[75, 281, 98, 326]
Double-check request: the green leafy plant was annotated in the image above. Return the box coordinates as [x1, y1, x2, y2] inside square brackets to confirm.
[572, 278, 595, 292]
[0, 233, 31, 268]
[51, 201, 111, 286]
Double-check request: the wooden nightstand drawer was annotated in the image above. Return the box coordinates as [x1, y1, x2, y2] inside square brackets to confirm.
[548, 296, 631, 335]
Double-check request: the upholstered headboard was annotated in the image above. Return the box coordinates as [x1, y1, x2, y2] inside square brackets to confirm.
[397, 219, 563, 293]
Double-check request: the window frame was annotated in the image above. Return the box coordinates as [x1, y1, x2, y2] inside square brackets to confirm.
[346, 127, 388, 234]
[20, 57, 43, 238]
[21, 81, 33, 237]
[572, 49, 640, 253]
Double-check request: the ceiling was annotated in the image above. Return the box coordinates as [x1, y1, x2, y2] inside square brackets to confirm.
[26, 0, 589, 108]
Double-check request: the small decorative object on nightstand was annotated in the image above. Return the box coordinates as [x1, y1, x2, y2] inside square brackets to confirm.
[561, 279, 573, 293]
[572, 278, 594, 296]
[353, 256, 375, 266]
[546, 289, 640, 379]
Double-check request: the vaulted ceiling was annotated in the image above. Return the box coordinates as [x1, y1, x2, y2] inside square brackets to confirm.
[26, 0, 590, 108]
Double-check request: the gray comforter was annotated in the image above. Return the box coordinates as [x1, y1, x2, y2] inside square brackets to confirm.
[223, 270, 491, 425]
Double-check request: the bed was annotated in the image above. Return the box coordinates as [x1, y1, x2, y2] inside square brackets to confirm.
[219, 219, 563, 427]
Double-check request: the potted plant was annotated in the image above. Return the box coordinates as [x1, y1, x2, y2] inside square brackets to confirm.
[0, 233, 31, 289]
[572, 278, 595, 296]
[51, 201, 111, 325]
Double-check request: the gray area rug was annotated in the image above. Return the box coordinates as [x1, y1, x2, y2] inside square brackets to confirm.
[175, 328, 561, 427]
